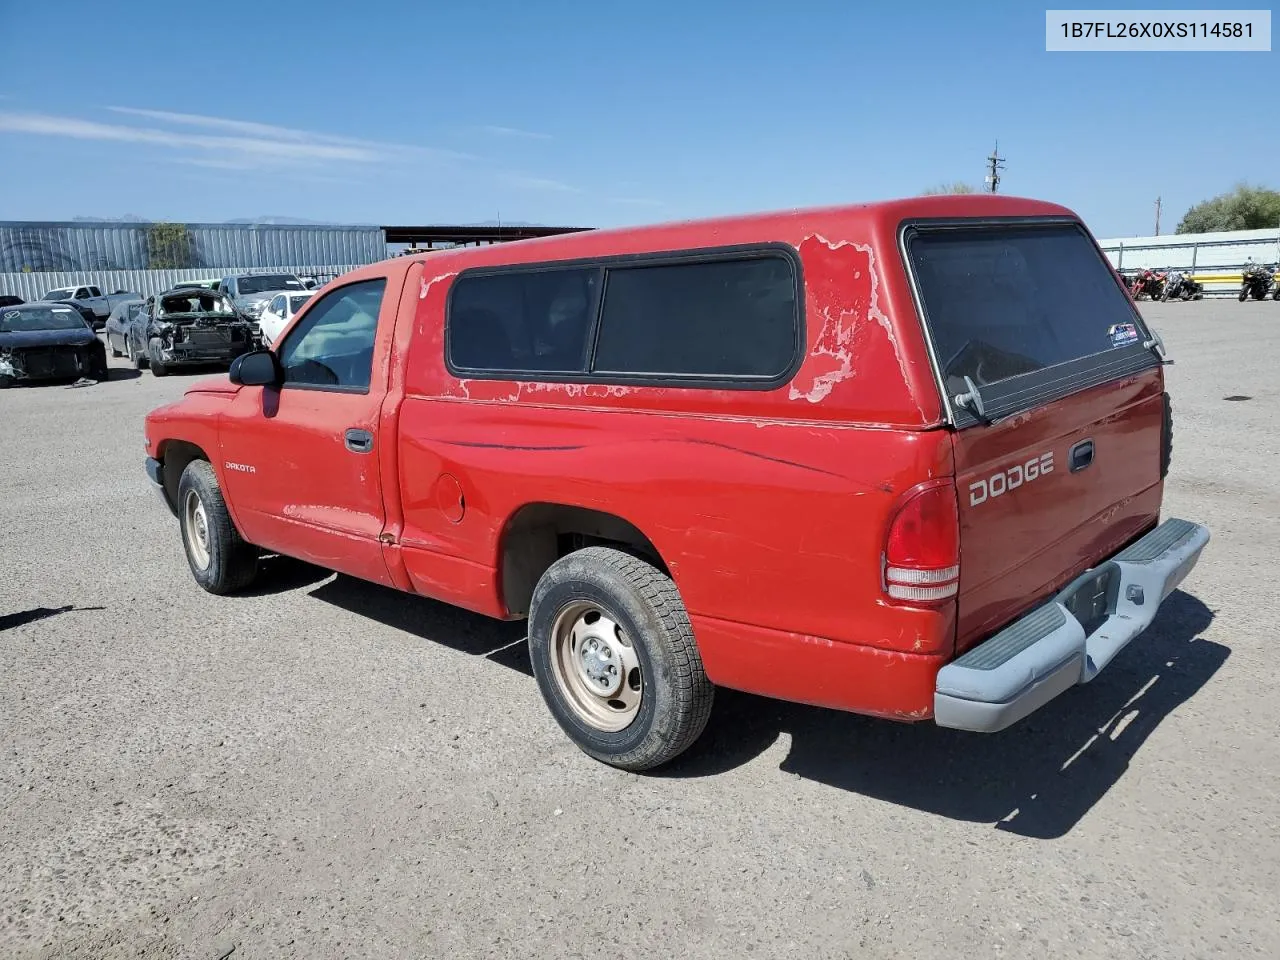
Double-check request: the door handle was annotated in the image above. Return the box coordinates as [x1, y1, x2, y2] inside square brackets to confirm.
[1069, 439, 1095, 473]
[344, 428, 374, 454]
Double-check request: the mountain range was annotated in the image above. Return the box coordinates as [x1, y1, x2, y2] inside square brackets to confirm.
[71, 215, 546, 227]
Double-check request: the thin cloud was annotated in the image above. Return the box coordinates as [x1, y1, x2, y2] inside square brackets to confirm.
[0, 111, 377, 165]
[502, 173, 582, 193]
[478, 124, 552, 141]
[0, 108, 472, 172]
[107, 106, 469, 159]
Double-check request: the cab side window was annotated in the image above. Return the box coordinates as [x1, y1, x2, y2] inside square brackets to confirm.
[276, 278, 386, 391]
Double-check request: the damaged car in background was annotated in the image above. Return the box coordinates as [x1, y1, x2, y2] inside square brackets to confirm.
[1, 302, 108, 388]
[126, 288, 258, 378]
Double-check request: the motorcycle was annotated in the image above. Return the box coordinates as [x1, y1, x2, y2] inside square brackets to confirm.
[1131, 268, 1167, 301]
[1161, 269, 1204, 301]
[1239, 262, 1278, 301]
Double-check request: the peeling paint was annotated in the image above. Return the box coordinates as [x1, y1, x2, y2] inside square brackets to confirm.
[894, 707, 931, 721]
[420, 271, 457, 301]
[789, 234, 910, 404]
[444, 378, 636, 404]
[517, 380, 634, 401]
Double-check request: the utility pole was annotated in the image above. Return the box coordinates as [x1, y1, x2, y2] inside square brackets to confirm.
[1154, 196, 1162, 236]
[985, 141, 1006, 194]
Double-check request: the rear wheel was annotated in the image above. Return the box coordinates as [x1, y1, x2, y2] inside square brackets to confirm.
[528, 546, 713, 771]
[176, 460, 258, 594]
[1253, 287, 1267, 301]
[127, 337, 148, 369]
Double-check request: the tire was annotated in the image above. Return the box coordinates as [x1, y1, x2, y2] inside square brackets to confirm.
[176, 460, 258, 594]
[126, 337, 147, 369]
[1253, 287, 1267, 301]
[528, 546, 713, 772]
[1272, 286, 1280, 301]
[106, 333, 122, 358]
[1239, 286, 1249, 302]
[148, 338, 170, 377]
[0, 374, 12, 389]
[89, 348, 108, 383]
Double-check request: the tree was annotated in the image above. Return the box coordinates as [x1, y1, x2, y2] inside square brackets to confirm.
[922, 182, 978, 195]
[1175, 184, 1280, 234]
[146, 221, 196, 268]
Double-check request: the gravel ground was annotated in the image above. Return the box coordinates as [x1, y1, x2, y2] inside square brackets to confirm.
[2, 300, 1277, 959]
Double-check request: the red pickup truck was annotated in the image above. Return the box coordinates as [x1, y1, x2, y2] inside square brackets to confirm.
[143, 195, 1210, 771]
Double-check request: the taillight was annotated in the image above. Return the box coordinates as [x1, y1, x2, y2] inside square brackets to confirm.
[884, 480, 960, 603]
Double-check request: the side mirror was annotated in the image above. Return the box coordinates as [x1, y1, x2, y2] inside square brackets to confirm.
[229, 350, 281, 387]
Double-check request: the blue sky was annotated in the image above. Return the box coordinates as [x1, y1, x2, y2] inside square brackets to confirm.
[0, 0, 1274, 237]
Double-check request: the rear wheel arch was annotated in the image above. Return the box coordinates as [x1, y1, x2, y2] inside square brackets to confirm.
[498, 503, 671, 618]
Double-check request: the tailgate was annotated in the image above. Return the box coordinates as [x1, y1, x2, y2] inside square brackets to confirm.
[902, 218, 1167, 651]
[949, 374, 1165, 649]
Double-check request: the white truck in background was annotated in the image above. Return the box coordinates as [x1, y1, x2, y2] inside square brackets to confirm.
[42, 283, 142, 329]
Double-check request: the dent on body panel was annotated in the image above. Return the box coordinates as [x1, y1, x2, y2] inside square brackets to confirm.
[789, 234, 914, 406]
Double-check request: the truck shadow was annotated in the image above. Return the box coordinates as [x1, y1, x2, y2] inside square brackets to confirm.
[308, 574, 532, 674]
[667, 590, 1223, 840]
[296, 570, 1221, 840]
[237, 554, 335, 597]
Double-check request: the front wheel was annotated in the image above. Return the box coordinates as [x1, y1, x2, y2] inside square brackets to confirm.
[127, 337, 148, 369]
[176, 460, 258, 594]
[89, 350, 108, 382]
[1239, 286, 1250, 302]
[148, 338, 170, 377]
[528, 546, 713, 772]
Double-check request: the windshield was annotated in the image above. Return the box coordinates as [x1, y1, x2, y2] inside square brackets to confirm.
[906, 222, 1149, 396]
[288, 294, 313, 311]
[43, 288, 75, 300]
[238, 275, 303, 295]
[158, 291, 237, 317]
[1, 305, 88, 333]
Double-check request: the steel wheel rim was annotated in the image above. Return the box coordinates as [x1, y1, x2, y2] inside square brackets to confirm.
[550, 601, 643, 732]
[183, 490, 212, 571]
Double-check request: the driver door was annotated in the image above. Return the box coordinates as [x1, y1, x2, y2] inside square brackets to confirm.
[218, 272, 401, 586]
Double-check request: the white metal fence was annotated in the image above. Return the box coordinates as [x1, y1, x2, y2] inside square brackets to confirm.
[0, 265, 364, 302]
[1095, 227, 1280, 297]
